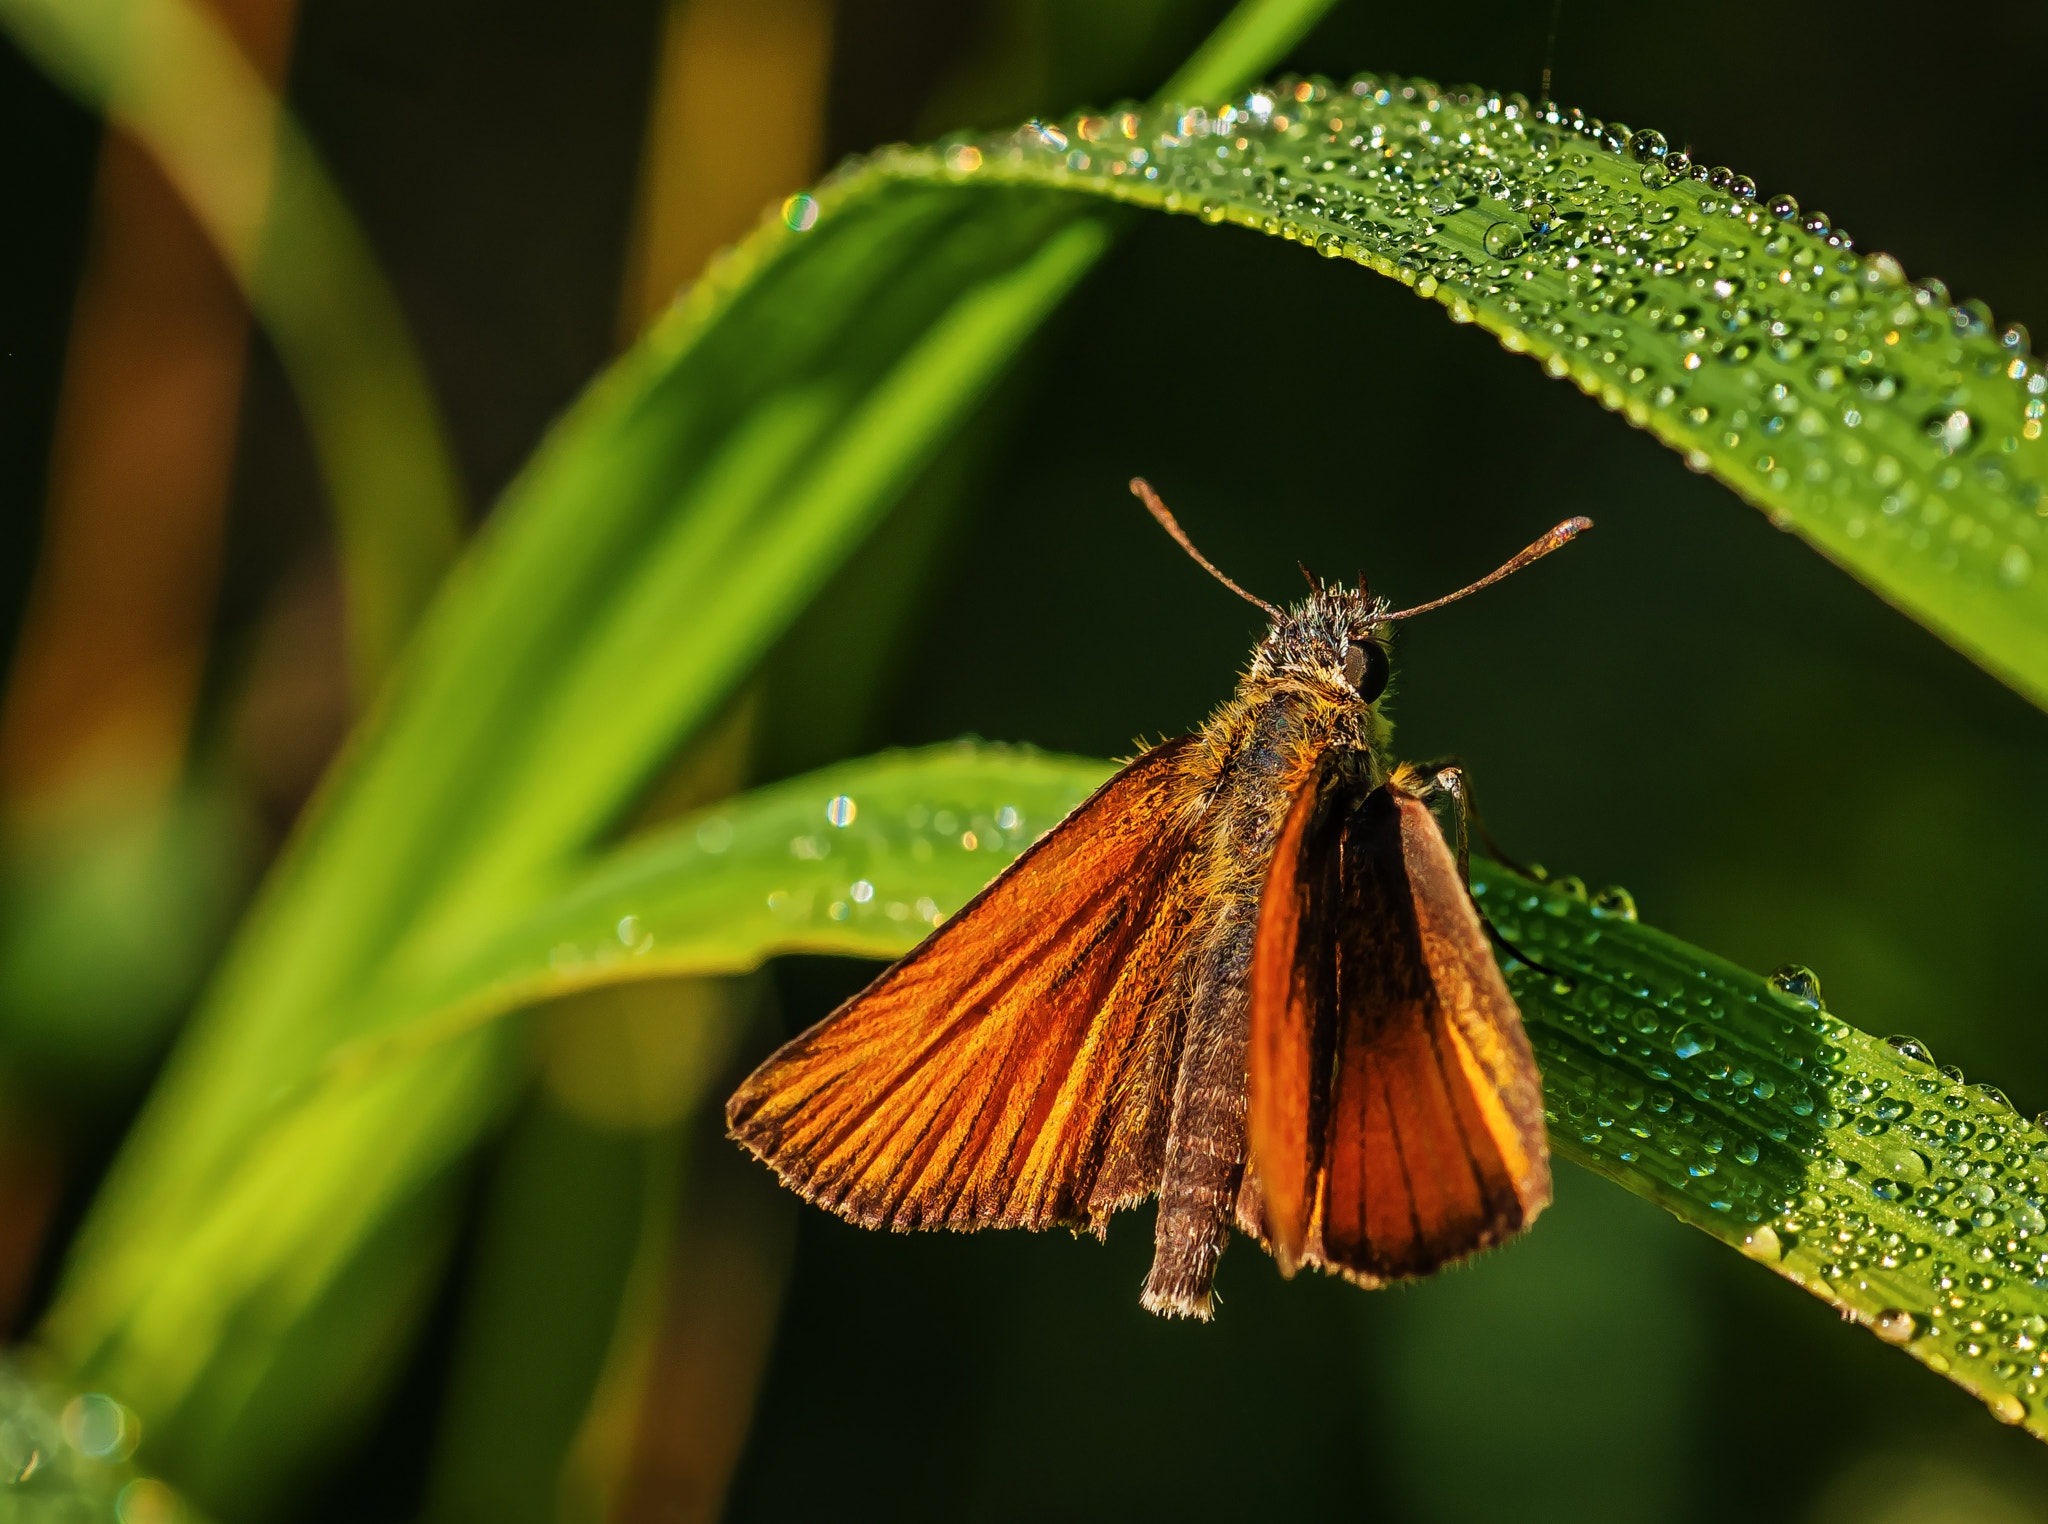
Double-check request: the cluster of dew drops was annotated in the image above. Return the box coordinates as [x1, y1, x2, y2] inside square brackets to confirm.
[1816, 1021, 2048, 1425]
[911, 71, 2048, 589]
[1486, 867, 2048, 1427]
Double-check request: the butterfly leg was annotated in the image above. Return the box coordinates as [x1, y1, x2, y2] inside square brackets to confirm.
[1422, 763, 1571, 983]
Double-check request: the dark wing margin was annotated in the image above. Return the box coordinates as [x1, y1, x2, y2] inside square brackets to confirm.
[725, 738, 1204, 1235]
[1248, 771, 1550, 1285]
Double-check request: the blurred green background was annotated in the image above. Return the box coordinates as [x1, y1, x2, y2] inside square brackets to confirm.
[4, 0, 2048, 1519]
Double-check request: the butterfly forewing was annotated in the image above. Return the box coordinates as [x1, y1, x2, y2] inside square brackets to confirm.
[726, 739, 1204, 1235]
[1249, 771, 1550, 1283]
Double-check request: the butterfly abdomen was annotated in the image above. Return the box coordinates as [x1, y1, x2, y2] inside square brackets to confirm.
[1139, 678, 1372, 1318]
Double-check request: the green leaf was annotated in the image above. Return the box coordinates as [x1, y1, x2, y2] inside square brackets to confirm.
[320, 744, 1112, 1080]
[1490, 867, 2048, 1441]
[853, 77, 2048, 707]
[0, 0, 466, 687]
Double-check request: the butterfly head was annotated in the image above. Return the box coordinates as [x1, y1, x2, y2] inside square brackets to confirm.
[1254, 587, 1393, 704]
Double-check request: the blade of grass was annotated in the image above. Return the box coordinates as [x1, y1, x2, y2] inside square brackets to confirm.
[1160, 0, 1341, 104]
[813, 76, 2048, 708]
[0, 0, 465, 687]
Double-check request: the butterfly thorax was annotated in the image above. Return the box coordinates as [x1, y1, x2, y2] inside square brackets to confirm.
[1181, 586, 1396, 883]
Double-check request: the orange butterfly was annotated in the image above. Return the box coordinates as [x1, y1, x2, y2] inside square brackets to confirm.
[727, 481, 1589, 1317]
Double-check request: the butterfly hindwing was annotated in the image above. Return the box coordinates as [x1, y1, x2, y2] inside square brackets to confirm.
[1245, 765, 1342, 1272]
[1249, 765, 1550, 1283]
[725, 738, 1205, 1234]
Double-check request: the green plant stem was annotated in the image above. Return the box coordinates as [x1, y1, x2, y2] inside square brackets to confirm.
[0, 0, 465, 690]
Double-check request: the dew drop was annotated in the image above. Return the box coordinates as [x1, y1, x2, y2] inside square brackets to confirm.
[1925, 410, 1973, 454]
[781, 194, 821, 231]
[1768, 964, 1824, 1009]
[1673, 1024, 1716, 1060]
[1766, 192, 1800, 221]
[1626, 128, 1668, 162]
[1590, 885, 1637, 919]
[1873, 1308, 1919, 1344]
[1483, 222, 1526, 258]
[1885, 1034, 1937, 1067]
[826, 794, 857, 827]
[1740, 1225, 1783, 1260]
[1988, 1392, 2029, 1426]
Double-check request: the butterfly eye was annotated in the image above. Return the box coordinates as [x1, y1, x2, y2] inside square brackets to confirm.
[1343, 641, 1389, 701]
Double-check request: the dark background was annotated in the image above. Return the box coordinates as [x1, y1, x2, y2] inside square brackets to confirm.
[6, 0, 2048, 1518]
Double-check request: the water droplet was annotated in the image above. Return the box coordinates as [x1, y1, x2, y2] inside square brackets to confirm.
[1768, 964, 1824, 1009]
[781, 194, 820, 231]
[60, 1394, 135, 1461]
[695, 816, 734, 853]
[944, 144, 983, 173]
[850, 880, 875, 904]
[1988, 1392, 2029, 1425]
[1873, 1308, 1919, 1344]
[1885, 1034, 1937, 1067]
[1626, 128, 1668, 162]
[1741, 1225, 1783, 1260]
[1590, 885, 1637, 920]
[1483, 222, 1525, 258]
[826, 795, 857, 827]
[1673, 1024, 1716, 1060]
[1925, 410, 1973, 454]
[616, 914, 642, 946]
[1766, 192, 1800, 221]
[2001, 545, 2033, 587]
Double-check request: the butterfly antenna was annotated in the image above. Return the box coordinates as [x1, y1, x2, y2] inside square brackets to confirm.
[1130, 478, 1282, 619]
[1382, 516, 1593, 621]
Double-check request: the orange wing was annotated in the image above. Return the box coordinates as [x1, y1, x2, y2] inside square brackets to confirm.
[1248, 768, 1549, 1284]
[726, 738, 1205, 1234]
[1245, 769, 1340, 1272]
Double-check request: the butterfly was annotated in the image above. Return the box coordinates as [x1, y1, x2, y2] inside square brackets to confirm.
[726, 481, 1590, 1317]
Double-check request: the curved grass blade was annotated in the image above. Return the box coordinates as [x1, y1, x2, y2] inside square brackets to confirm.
[0, 0, 465, 687]
[318, 744, 1114, 1081]
[805, 76, 2048, 707]
[1487, 868, 2048, 1444]
[1159, 0, 1342, 105]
